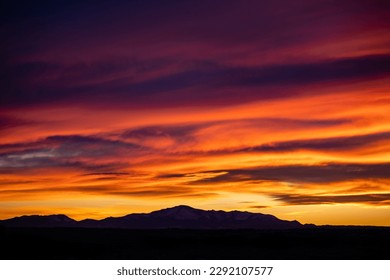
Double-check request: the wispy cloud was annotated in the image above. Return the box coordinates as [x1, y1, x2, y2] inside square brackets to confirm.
[2, 54, 389, 108]
[273, 193, 390, 206]
[164, 163, 390, 184]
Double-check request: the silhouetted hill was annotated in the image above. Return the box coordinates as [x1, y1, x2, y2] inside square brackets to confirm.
[0, 214, 77, 228]
[0, 205, 304, 229]
[1, 207, 389, 260]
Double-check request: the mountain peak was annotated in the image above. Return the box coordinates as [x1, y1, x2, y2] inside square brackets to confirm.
[162, 205, 197, 211]
[151, 205, 202, 220]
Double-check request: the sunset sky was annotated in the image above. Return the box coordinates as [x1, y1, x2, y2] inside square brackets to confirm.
[1, 0, 389, 225]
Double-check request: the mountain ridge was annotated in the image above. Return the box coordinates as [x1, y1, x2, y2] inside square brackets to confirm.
[0, 205, 308, 229]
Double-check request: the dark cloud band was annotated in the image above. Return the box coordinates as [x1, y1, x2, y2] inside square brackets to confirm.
[272, 193, 390, 205]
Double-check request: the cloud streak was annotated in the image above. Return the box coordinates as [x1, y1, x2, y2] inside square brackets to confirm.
[273, 193, 390, 206]
[2, 54, 389, 108]
[165, 163, 390, 184]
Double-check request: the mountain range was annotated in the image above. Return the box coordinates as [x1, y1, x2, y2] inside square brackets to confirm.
[0, 205, 308, 229]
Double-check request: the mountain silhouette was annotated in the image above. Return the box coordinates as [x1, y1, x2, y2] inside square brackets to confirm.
[0, 205, 305, 229]
[0, 214, 77, 228]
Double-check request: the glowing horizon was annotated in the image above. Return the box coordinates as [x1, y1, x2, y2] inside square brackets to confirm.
[1, 0, 389, 226]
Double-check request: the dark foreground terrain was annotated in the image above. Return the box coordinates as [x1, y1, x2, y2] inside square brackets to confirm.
[0, 226, 389, 259]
